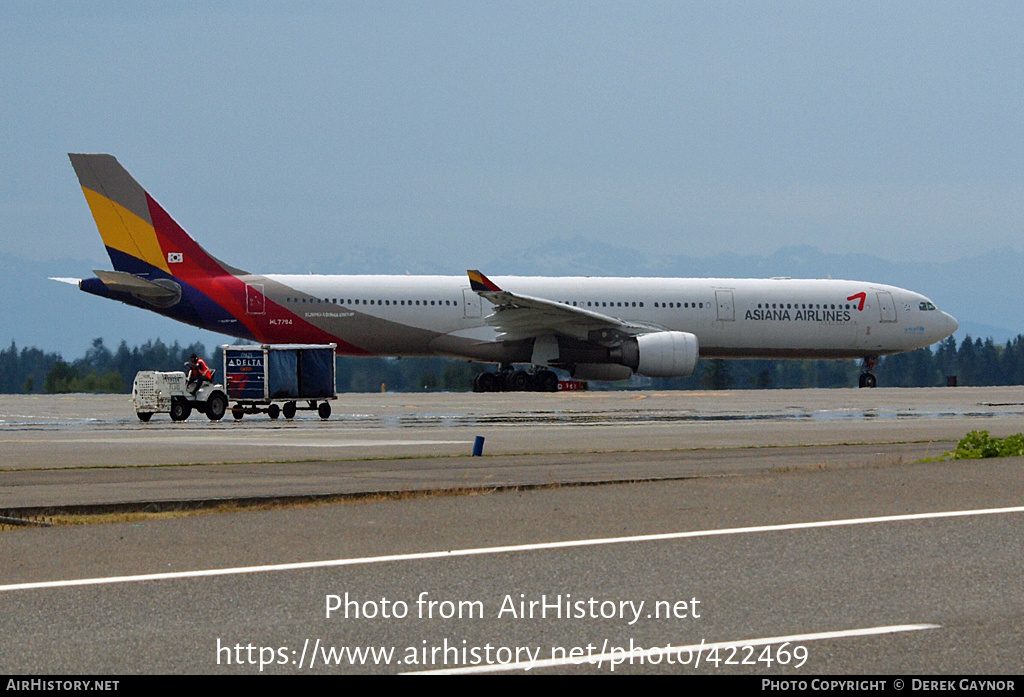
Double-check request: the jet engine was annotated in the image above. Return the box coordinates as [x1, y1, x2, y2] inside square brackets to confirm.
[612, 331, 699, 378]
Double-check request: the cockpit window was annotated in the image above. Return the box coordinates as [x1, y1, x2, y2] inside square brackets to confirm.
[919, 302, 936, 311]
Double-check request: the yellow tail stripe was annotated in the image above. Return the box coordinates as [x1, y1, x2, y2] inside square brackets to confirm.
[81, 187, 170, 274]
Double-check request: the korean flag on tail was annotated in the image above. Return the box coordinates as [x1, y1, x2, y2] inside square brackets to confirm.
[168, 252, 183, 264]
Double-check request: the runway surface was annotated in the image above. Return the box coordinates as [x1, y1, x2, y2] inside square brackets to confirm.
[2, 387, 1024, 510]
[1, 387, 1022, 674]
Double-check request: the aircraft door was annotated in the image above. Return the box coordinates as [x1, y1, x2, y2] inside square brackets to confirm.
[876, 291, 897, 323]
[715, 290, 735, 321]
[246, 283, 265, 315]
[462, 288, 482, 318]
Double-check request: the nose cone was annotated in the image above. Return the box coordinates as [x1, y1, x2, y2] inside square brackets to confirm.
[937, 311, 959, 341]
[944, 311, 959, 335]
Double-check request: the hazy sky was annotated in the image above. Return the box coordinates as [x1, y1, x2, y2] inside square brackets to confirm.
[3, 2, 1023, 273]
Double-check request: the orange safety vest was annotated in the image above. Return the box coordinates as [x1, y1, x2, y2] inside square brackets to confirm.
[194, 358, 213, 380]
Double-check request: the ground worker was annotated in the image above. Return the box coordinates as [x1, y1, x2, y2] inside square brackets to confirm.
[186, 353, 213, 394]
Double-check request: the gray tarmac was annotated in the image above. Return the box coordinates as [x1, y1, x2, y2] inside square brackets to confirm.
[2, 386, 1024, 510]
[1, 387, 1023, 674]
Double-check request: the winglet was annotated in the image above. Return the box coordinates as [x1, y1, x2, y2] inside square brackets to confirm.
[468, 269, 501, 292]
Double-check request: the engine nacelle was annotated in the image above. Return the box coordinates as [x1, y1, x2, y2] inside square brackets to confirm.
[615, 331, 699, 378]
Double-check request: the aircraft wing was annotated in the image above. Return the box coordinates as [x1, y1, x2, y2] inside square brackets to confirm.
[467, 270, 654, 342]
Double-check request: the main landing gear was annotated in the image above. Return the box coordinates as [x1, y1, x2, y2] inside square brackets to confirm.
[859, 356, 878, 388]
[473, 365, 560, 393]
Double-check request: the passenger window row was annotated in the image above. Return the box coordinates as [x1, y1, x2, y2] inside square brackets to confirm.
[566, 301, 645, 308]
[756, 302, 856, 310]
[285, 297, 458, 307]
[282, 296, 716, 311]
[558, 300, 705, 309]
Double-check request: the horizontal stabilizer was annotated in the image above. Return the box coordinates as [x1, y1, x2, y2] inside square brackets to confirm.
[92, 269, 182, 307]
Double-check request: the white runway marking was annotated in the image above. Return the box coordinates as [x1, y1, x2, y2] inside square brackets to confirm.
[405, 623, 941, 674]
[1, 505, 1022, 593]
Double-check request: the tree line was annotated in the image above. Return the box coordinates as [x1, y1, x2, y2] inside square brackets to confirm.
[646, 335, 1023, 390]
[0, 338, 484, 394]
[0, 334, 1021, 394]
[0, 338, 210, 394]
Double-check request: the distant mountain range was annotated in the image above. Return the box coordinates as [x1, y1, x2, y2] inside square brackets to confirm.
[3, 244, 1016, 359]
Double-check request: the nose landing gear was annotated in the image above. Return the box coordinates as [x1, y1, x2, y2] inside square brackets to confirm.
[859, 356, 878, 388]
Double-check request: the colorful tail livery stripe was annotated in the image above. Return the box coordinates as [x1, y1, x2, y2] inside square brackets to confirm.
[69, 153, 247, 279]
[69, 154, 360, 352]
[69, 154, 175, 276]
[467, 269, 501, 292]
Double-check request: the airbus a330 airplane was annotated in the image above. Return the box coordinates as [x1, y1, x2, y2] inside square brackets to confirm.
[64, 153, 958, 391]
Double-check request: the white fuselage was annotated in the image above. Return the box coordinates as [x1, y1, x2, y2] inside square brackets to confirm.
[258, 274, 957, 363]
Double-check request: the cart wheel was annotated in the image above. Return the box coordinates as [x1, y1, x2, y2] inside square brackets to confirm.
[206, 392, 227, 421]
[283, 401, 297, 419]
[317, 402, 331, 420]
[170, 398, 191, 422]
[267, 404, 280, 420]
[231, 406, 244, 421]
[137, 412, 153, 422]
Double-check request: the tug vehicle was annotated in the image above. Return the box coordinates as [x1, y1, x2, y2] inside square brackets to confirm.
[131, 370, 228, 422]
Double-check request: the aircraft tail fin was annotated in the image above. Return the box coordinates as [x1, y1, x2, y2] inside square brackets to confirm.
[68, 153, 246, 279]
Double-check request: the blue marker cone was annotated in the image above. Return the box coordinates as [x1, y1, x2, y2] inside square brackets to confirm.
[472, 436, 485, 457]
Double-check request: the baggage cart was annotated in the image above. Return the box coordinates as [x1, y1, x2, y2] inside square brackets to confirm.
[223, 344, 337, 420]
